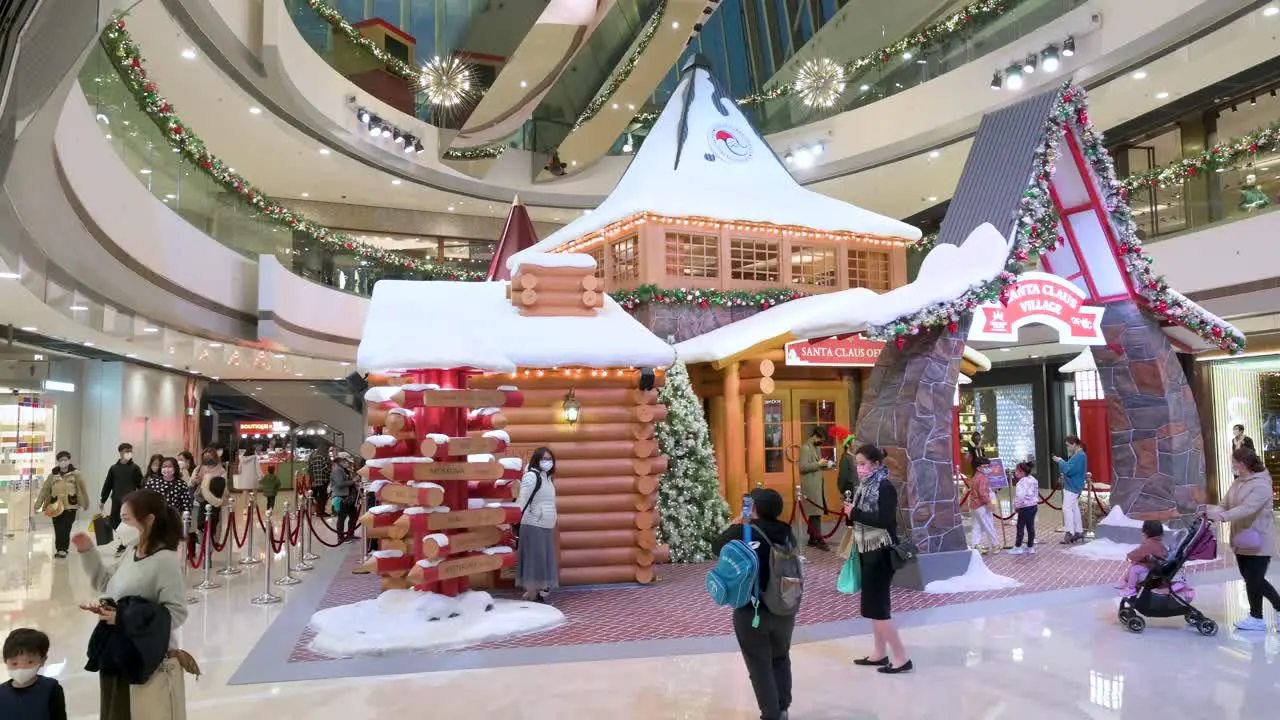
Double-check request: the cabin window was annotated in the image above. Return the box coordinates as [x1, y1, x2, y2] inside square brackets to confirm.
[664, 232, 719, 278]
[848, 249, 891, 291]
[790, 244, 837, 287]
[729, 238, 780, 282]
[587, 245, 606, 280]
[610, 235, 639, 283]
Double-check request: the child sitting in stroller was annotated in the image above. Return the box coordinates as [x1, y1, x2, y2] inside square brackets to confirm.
[1117, 516, 1217, 635]
[1116, 521, 1168, 593]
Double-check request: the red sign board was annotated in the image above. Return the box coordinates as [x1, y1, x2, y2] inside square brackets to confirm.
[785, 334, 885, 367]
[236, 421, 273, 434]
[969, 272, 1105, 345]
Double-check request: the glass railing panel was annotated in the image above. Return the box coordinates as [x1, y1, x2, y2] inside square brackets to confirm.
[1129, 161, 1280, 243]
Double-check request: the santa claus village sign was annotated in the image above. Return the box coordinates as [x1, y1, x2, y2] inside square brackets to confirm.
[786, 272, 1104, 366]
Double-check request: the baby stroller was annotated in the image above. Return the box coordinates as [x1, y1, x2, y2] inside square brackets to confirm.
[1117, 517, 1218, 636]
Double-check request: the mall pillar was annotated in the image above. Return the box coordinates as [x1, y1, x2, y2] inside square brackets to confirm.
[854, 319, 971, 589]
[1093, 301, 1206, 522]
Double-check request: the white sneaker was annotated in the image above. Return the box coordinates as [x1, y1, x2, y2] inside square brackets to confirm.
[1027, 547, 1036, 555]
[1007, 547, 1024, 555]
[1234, 616, 1267, 631]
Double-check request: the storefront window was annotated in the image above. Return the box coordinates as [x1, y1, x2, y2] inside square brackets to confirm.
[729, 238, 780, 282]
[664, 232, 719, 278]
[798, 398, 837, 463]
[764, 398, 784, 473]
[0, 395, 56, 534]
[790, 244, 837, 287]
[959, 384, 1035, 468]
[1208, 357, 1280, 506]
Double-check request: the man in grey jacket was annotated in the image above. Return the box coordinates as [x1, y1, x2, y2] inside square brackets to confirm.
[330, 453, 358, 542]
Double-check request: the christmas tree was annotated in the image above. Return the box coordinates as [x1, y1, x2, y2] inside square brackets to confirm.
[655, 359, 730, 562]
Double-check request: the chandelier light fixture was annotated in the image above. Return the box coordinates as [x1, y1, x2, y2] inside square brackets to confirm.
[420, 55, 476, 107]
[794, 57, 846, 108]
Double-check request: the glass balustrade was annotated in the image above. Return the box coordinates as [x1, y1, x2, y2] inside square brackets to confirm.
[75, 42, 478, 297]
[1127, 160, 1280, 243]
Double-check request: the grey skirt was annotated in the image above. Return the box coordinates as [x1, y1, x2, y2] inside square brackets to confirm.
[516, 524, 559, 590]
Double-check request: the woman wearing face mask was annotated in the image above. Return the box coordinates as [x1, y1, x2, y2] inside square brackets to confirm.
[1206, 446, 1278, 631]
[516, 447, 559, 603]
[842, 444, 912, 674]
[36, 450, 88, 558]
[72, 489, 190, 719]
[144, 457, 195, 517]
[194, 451, 228, 540]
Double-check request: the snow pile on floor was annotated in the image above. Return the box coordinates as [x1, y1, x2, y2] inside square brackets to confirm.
[1098, 507, 1144, 528]
[308, 589, 564, 657]
[924, 550, 1021, 594]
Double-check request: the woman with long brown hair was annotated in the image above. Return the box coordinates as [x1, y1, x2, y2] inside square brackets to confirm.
[1207, 446, 1278, 631]
[73, 489, 190, 718]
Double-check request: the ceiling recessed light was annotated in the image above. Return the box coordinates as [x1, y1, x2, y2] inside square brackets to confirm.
[301, 192, 309, 198]
[295, 372, 304, 377]
[1265, 6, 1279, 16]
[928, 150, 940, 159]
[999, 348, 1011, 352]
[1132, 71, 1147, 80]
[903, 51, 913, 61]
[228, 168, 235, 173]
[208, 342, 223, 348]
[163, 363, 172, 368]
[20, 326, 35, 331]
[1155, 91, 1170, 100]
[273, 354, 286, 359]
[83, 341, 94, 347]
[447, 206, 455, 212]
[139, 169, 152, 175]
[69, 305, 87, 312]
[125, 353, 138, 359]
[164, 193, 176, 199]
[391, 179, 402, 185]
[181, 48, 197, 60]
[671, 20, 680, 29]
[520, 80, 528, 88]
[248, 107, 263, 115]
[0, 271, 19, 279]
[142, 327, 159, 333]
[319, 148, 331, 155]
[340, 362, 351, 366]
[927, 196, 938, 202]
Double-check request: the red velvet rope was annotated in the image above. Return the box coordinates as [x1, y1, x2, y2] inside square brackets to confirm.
[255, 503, 267, 531]
[210, 508, 234, 552]
[229, 504, 252, 548]
[267, 513, 289, 554]
[305, 505, 347, 548]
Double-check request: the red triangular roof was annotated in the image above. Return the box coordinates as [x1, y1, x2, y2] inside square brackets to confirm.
[486, 196, 540, 281]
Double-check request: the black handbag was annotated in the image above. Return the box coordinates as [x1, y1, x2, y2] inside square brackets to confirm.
[889, 538, 919, 571]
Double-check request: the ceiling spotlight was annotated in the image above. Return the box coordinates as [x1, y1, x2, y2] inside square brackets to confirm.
[812, 142, 824, 156]
[622, 133, 634, 154]
[393, 130, 404, 143]
[381, 126, 393, 138]
[1062, 36, 1075, 57]
[357, 108, 371, 124]
[902, 51, 913, 61]
[414, 141, 424, 153]
[794, 148, 814, 169]
[368, 122, 382, 137]
[1041, 46, 1060, 73]
[1022, 54, 1036, 74]
[784, 152, 794, 164]
[991, 71, 1002, 89]
[1004, 64, 1023, 91]
[1251, 96, 1258, 106]
[403, 136, 416, 153]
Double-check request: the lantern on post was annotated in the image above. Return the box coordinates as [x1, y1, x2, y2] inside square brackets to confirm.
[562, 388, 581, 426]
[1060, 348, 1111, 532]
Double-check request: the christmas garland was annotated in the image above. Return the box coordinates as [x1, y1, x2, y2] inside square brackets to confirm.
[869, 83, 1244, 354]
[609, 285, 806, 311]
[1121, 118, 1280, 192]
[442, 144, 508, 161]
[571, 0, 668, 132]
[303, 0, 419, 82]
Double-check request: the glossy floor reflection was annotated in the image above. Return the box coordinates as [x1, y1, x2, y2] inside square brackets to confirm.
[2, 525, 1278, 719]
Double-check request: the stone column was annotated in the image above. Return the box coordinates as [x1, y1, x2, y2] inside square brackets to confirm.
[854, 320, 970, 557]
[1093, 301, 1206, 521]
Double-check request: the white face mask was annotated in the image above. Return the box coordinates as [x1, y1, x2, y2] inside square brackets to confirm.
[161, 467, 174, 480]
[7, 667, 38, 685]
[122, 453, 133, 462]
[57, 460, 70, 470]
[116, 522, 142, 547]
[538, 459, 554, 472]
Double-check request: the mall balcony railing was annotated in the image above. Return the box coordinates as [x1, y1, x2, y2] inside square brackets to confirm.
[608, 0, 1088, 156]
[1126, 162, 1280, 243]
[76, 42, 484, 298]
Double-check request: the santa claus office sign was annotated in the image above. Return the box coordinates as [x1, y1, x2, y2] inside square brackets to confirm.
[785, 334, 884, 367]
[969, 272, 1106, 345]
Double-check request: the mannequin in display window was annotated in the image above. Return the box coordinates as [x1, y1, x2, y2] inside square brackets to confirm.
[1237, 173, 1270, 212]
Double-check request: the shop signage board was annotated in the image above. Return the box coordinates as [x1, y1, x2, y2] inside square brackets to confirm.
[785, 334, 885, 367]
[236, 419, 291, 436]
[980, 458, 1009, 489]
[969, 272, 1106, 345]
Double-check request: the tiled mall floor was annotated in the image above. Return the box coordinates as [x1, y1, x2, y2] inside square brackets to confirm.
[3, 510, 1278, 720]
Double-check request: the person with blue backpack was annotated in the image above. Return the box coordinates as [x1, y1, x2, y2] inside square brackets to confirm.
[710, 487, 801, 720]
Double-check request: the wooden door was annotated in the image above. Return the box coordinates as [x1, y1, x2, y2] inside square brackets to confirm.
[758, 387, 848, 523]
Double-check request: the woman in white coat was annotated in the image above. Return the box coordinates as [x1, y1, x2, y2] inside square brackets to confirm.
[516, 447, 559, 603]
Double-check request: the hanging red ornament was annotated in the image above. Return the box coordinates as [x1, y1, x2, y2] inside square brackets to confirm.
[1212, 326, 1223, 338]
[130, 58, 141, 69]
[894, 336, 906, 350]
[947, 321, 958, 333]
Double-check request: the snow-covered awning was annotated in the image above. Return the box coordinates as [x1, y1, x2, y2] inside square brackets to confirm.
[509, 57, 920, 270]
[357, 280, 675, 373]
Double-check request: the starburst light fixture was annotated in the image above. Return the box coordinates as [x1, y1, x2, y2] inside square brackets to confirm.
[794, 57, 846, 108]
[420, 55, 475, 107]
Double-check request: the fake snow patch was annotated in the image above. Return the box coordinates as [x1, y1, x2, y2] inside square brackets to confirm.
[924, 550, 1021, 594]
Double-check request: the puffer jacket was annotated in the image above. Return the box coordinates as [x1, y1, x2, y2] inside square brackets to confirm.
[37, 468, 89, 516]
[517, 470, 558, 529]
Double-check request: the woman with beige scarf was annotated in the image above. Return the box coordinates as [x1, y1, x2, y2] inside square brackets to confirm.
[842, 443, 912, 674]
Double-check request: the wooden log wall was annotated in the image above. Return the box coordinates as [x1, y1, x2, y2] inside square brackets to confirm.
[471, 370, 669, 585]
[508, 263, 601, 317]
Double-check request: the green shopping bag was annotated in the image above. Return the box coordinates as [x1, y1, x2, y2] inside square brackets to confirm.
[837, 551, 861, 594]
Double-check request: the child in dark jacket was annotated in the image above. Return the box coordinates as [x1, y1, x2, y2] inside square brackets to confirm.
[1, 628, 66, 720]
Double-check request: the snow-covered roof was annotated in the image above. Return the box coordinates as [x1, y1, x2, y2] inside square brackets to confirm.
[357, 279, 674, 373]
[1059, 348, 1096, 374]
[789, 222, 1011, 339]
[509, 58, 920, 270]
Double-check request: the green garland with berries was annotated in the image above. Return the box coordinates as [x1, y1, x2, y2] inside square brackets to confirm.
[870, 82, 1244, 354]
[303, 0, 419, 82]
[572, 0, 668, 132]
[100, 16, 482, 282]
[1121, 118, 1280, 192]
[609, 285, 806, 312]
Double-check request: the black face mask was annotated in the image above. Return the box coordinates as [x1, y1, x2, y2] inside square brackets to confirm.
[202, 458, 216, 467]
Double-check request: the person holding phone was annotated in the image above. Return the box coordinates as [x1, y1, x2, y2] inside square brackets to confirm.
[799, 427, 833, 550]
[73, 489, 189, 719]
